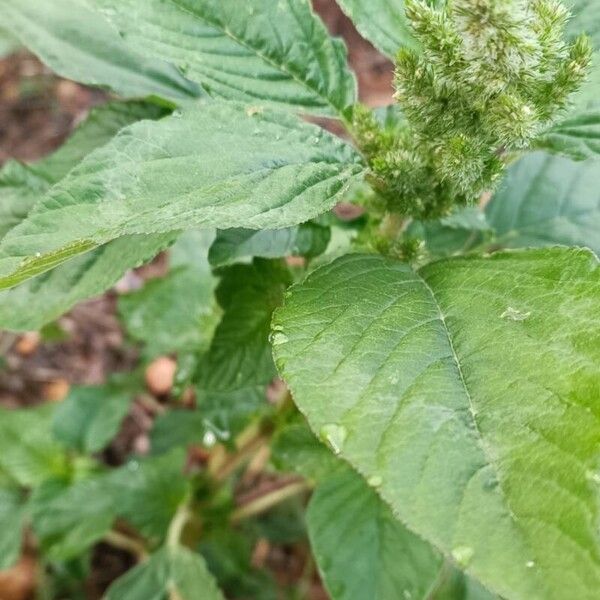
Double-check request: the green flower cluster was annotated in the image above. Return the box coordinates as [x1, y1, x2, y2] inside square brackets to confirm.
[355, 0, 591, 220]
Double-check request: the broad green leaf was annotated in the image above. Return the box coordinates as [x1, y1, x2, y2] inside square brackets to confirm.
[30, 476, 115, 560]
[119, 231, 218, 358]
[0, 162, 48, 241]
[104, 546, 224, 600]
[0, 101, 178, 331]
[96, 0, 356, 116]
[273, 249, 600, 600]
[335, 0, 418, 58]
[0, 234, 176, 331]
[0, 0, 199, 101]
[52, 384, 133, 454]
[187, 260, 290, 444]
[108, 451, 189, 543]
[308, 469, 442, 600]
[30, 101, 171, 183]
[536, 110, 600, 160]
[486, 152, 600, 254]
[0, 405, 68, 487]
[0, 102, 364, 290]
[208, 224, 331, 268]
[0, 486, 26, 569]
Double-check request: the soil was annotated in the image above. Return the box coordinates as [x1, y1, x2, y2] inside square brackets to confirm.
[0, 2, 394, 598]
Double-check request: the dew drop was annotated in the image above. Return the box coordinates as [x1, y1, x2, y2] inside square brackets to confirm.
[585, 470, 600, 484]
[246, 106, 263, 117]
[203, 430, 217, 447]
[35, 252, 41, 258]
[368, 475, 383, 488]
[403, 591, 413, 600]
[320, 424, 347, 455]
[171, 109, 183, 119]
[388, 374, 399, 385]
[526, 560, 535, 568]
[451, 545, 474, 568]
[270, 332, 289, 346]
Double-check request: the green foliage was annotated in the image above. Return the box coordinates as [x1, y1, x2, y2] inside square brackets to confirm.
[1, 0, 599, 597]
[273, 249, 600, 600]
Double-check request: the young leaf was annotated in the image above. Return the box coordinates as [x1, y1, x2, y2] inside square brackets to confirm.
[52, 384, 134, 454]
[30, 476, 116, 560]
[0, 103, 364, 290]
[486, 152, 600, 254]
[208, 224, 331, 268]
[96, 0, 357, 116]
[273, 250, 600, 600]
[0, 0, 199, 101]
[119, 231, 219, 358]
[104, 546, 224, 600]
[186, 260, 291, 443]
[0, 406, 68, 487]
[308, 469, 443, 600]
[335, 0, 420, 57]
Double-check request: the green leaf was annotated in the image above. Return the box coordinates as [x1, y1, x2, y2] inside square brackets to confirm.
[105, 546, 224, 600]
[0, 161, 48, 241]
[30, 476, 116, 560]
[308, 469, 442, 600]
[109, 452, 190, 543]
[0, 0, 199, 101]
[536, 110, 600, 160]
[273, 250, 600, 600]
[119, 231, 219, 358]
[96, 0, 356, 116]
[0, 101, 178, 331]
[335, 0, 419, 58]
[0, 486, 26, 569]
[0, 234, 176, 331]
[0, 405, 68, 487]
[208, 223, 331, 268]
[486, 152, 600, 254]
[0, 102, 364, 290]
[186, 259, 290, 444]
[30, 101, 171, 183]
[52, 384, 133, 454]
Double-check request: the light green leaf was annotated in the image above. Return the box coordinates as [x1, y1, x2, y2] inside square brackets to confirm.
[52, 384, 133, 454]
[486, 151, 600, 254]
[208, 224, 331, 268]
[0, 0, 199, 101]
[119, 231, 218, 358]
[96, 0, 356, 116]
[0, 234, 176, 331]
[335, 0, 418, 58]
[536, 110, 600, 160]
[30, 476, 115, 560]
[273, 250, 600, 600]
[30, 101, 171, 183]
[0, 162, 48, 241]
[108, 451, 189, 543]
[0, 102, 364, 291]
[0, 405, 68, 487]
[104, 546, 224, 600]
[308, 469, 442, 600]
[0, 486, 26, 569]
[0, 101, 178, 331]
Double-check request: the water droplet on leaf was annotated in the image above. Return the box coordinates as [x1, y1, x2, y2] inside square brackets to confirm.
[452, 545, 474, 568]
[270, 332, 288, 346]
[368, 475, 383, 488]
[320, 424, 347, 455]
[501, 307, 531, 321]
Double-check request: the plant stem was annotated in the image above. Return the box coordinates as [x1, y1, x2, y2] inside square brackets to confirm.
[230, 479, 310, 523]
[167, 500, 192, 550]
[103, 530, 148, 561]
